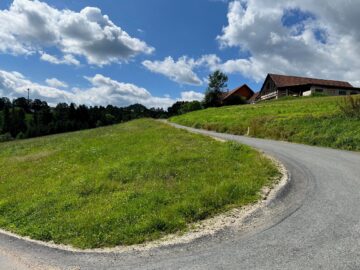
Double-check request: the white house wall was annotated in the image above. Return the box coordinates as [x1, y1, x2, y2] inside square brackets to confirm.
[309, 86, 359, 96]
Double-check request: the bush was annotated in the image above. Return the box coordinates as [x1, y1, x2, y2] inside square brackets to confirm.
[16, 132, 26, 140]
[179, 101, 203, 114]
[0, 132, 13, 142]
[339, 95, 360, 118]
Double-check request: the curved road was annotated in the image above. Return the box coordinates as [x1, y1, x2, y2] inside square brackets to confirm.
[1, 123, 360, 269]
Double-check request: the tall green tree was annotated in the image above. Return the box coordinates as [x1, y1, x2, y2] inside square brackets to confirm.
[204, 70, 228, 108]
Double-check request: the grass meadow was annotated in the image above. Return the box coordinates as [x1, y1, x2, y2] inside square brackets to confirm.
[171, 96, 360, 151]
[0, 119, 278, 248]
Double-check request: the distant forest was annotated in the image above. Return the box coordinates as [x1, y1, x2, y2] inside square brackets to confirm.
[0, 96, 202, 141]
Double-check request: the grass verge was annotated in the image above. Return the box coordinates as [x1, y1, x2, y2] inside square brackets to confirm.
[0, 119, 278, 248]
[171, 96, 360, 151]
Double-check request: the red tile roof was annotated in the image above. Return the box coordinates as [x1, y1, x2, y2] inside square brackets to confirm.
[269, 74, 353, 88]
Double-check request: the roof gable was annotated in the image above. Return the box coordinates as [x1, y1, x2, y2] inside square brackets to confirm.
[222, 84, 254, 100]
[269, 74, 353, 88]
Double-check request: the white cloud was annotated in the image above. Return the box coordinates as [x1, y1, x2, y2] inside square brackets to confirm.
[179, 91, 204, 101]
[40, 52, 80, 66]
[199, 54, 267, 82]
[45, 78, 68, 88]
[0, 70, 74, 105]
[215, 0, 360, 85]
[0, 70, 174, 108]
[142, 56, 203, 85]
[0, 0, 154, 66]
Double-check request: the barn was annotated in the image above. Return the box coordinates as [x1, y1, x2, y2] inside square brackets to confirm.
[221, 84, 254, 105]
[258, 74, 360, 101]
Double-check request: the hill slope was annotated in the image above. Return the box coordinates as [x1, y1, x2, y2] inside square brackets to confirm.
[171, 96, 360, 151]
[0, 119, 278, 248]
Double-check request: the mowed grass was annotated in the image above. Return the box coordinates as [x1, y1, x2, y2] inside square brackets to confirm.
[171, 96, 360, 151]
[0, 119, 278, 248]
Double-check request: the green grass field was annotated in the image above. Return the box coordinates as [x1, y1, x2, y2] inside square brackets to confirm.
[0, 119, 278, 248]
[171, 96, 360, 151]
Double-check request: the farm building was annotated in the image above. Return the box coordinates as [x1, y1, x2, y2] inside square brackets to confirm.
[258, 74, 360, 101]
[221, 84, 254, 105]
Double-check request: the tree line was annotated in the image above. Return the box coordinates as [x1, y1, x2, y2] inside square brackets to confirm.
[0, 70, 237, 142]
[0, 96, 207, 142]
[0, 97, 169, 141]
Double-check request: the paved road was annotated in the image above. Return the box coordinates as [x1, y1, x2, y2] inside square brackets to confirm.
[1, 123, 359, 270]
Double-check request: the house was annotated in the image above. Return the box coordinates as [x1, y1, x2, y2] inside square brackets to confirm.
[221, 84, 254, 105]
[248, 92, 259, 104]
[258, 74, 360, 101]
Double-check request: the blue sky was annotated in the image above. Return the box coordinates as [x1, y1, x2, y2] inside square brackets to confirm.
[0, 0, 359, 108]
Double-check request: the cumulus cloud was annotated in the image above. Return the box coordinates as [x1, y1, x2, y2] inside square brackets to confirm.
[0, 70, 174, 108]
[141, 53, 267, 86]
[198, 54, 267, 82]
[179, 91, 204, 101]
[40, 53, 80, 66]
[45, 78, 68, 88]
[0, 70, 74, 104]
[214, 0, 360, 85]
[0, 0, 154, 66]
[142, 56, 203, 85]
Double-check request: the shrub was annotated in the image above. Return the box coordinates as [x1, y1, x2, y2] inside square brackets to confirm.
[0, 132, 13, 142]
[16, 132, 26, 140]
[311, 92, 329, 97]
[339, 95, 360, 118]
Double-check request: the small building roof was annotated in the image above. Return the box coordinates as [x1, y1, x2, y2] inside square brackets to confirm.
[268, 74, 353, 88]
[248, 92, 259, 103]
[221, 84, 254, 101]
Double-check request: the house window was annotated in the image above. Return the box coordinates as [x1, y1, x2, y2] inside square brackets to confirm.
[339, 90, 347, 96]
[315, 88, 323, 93]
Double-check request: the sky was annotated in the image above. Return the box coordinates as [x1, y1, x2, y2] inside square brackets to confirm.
[0, 0, 360, 108]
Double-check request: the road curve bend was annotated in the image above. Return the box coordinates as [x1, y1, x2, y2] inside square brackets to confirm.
[0, 123, 359, 270]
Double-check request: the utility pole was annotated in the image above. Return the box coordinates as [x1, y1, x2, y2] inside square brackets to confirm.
[27, 88, 30, 103]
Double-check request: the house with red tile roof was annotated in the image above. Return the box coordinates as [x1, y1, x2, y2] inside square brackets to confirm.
[257, 74, 360, 101]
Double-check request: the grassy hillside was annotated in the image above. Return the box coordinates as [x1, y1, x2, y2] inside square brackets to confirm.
[171, 96, 360, 151]
[0, 119, 278, 248]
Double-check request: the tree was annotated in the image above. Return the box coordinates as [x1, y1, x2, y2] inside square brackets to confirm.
[2, 106, 11, 133]
[31, 99, 48, 112]
[10, 107, 27, 137]
[13, 97, 30, 113]
[149, 107, 167, 118]
[203, 70, 228, 108]
[179, 101, 202, 114]
[167, 101, 186, 116]
[0, 97, 11, 111]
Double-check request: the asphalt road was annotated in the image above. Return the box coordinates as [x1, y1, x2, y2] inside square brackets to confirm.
[1, 123, 359, 270]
